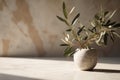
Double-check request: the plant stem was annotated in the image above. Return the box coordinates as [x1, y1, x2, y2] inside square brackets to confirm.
[66, 19, 82, 48]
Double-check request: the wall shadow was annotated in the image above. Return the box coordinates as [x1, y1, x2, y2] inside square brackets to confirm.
[0, 56, 73, 62]
[98, 57, 120, 64]
[0, 73, 45, 80]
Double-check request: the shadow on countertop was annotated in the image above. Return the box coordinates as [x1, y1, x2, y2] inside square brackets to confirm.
[0, 73, 45, 80]
[92, 69, 120, 73]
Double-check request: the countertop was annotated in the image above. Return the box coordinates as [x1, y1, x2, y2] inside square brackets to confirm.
[0, 57, 119, 80]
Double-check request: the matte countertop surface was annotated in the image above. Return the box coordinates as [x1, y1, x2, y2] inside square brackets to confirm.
[0, 57, 119, 80]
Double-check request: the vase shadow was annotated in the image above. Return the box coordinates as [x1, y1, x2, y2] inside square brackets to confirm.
[92, 69, 120, 73]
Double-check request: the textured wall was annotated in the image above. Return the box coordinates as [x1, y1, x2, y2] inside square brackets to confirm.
[0, 0, 119, 57]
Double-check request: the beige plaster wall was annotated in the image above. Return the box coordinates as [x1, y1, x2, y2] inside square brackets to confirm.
[0, 0, 119, 57]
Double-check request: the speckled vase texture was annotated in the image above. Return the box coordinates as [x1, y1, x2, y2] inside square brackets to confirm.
[74, 48, 98, 71]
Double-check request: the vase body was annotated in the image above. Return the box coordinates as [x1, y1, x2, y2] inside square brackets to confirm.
[73, 48, 97, 71]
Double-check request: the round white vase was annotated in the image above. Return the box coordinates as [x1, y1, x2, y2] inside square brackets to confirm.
[73, 48, 98, 71]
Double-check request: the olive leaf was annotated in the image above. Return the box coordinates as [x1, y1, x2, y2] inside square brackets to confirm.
[108, 10, 117, 20]
[96, 32, 105, 45]
[104, 21, 116, 26]
[91, 21, 95, 27]
[57, 2, 120, 56]
[113, 23, 120, 28]
[77, 26, 85, 35]
[104, 11, 109, 17]
[112, 32, 120, 38]
[109, 22, 116, 25]
[71, 13, 80, 25]
[88, 29, 94, 33]
[60, 44, 69, 46]
[83, 36, 88, 40]
[69, 7, 75, 15]
[94, 14, 100, 20]
[63, 2, 68, 19]
[57, 16, 65, 22]
[64, 47, 74, 56]
[103, 33, 108, 45]
[109, 32, 115, 43]
[67, 50, 75, 56]
[106, 20, 111, 25]
[66, 29, 72, 32]
[56, 16, 69, 26]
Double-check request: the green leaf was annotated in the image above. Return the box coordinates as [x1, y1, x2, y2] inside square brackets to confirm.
[109, 22, 116, 25]
[77, 26, 85, 35]
[66, 29, 72, 32]
[91, 21, 95, 27]
[64, 47, 74, 56]
[71, 13, 80, 25]
[92, 27, 97, 32]
[89, 27, 96, 33]
[67, 50, 75, 56]
[69, 7, 75, 15]
[83, 36, 88, 40]
[104, 11, 109, 16]
[106, 20, 111, 25]
[56, 16, 69, 26]
[94, 14, 100, 20]
[104, 21, 116, 26]
[113, 23, 120, 28]
[57, 16, 65, 22]
[109, 32, 115, 43]
[60, 44, 69, 46]
[63, 2, 68, 19]
[113, 32, 120, 38]
[96, 32, 105, 46]
[108, 10, 117, 20]
[88, 29, 94, 33]
[104, 33, 108, 45]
